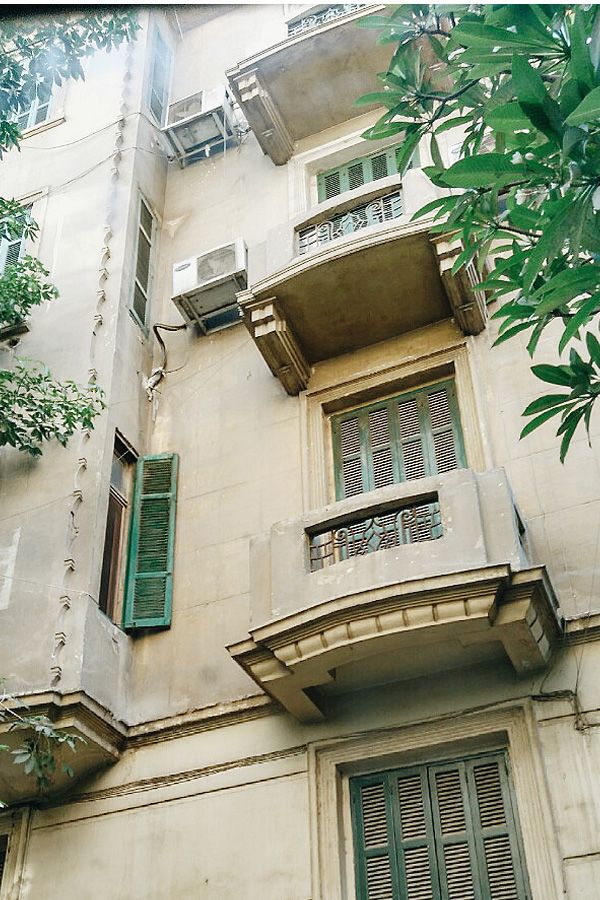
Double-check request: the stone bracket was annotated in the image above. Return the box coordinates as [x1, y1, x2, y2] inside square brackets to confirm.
[238, 290, 311, 395]
[228, 69, 294, 166]
[228, 565, 563, 723]
[431, 233, 488, 335]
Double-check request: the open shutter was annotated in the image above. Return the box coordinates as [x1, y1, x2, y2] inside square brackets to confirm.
[333, 415, 366, 499]
[123, 453, 178, 630]
[352, 776, 399, 900]
[0, 206, 31, 275]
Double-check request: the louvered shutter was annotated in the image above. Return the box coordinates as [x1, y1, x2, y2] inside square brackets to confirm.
[317, 146, 402, 202]
[351, 776, 399, 900]
[430, 756, 530, 900]
[123, 453, 178, 630]
[0, 205, 30, 275]
[395, 770, 440, 900]
[333, 381, 465, 500]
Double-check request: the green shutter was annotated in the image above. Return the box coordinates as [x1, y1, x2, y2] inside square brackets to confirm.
[317, 144, 419, 202]
[332, 381, 466, 500]
[351, 753, 531, 900]
[123, 453, 178, 630]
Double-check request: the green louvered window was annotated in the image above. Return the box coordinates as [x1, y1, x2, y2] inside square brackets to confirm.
[148, 29, 172, 126]
[332, 380, 466, 500]
[123, 453, 178, 630]
[317, 144, 417, 202]
[351, 752, 531, 900]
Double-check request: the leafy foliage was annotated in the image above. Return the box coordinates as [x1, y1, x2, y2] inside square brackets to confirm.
[0, 361, 104, 456]
[0, 683, 85, 806]
[359, 4, 600, 459]
[0, 256, 58, 328]
[0, 11, 138, 455]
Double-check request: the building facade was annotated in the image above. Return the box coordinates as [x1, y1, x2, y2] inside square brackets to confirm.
[0, 5, 599, 899]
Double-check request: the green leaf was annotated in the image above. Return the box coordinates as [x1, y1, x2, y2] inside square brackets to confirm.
[559, 296, 600, 353]
[355, 91, 402, 108]
[565, 85, 600, 127]
[523, 393, 571, 415]
[586, 331, 600, 366]
[512, 54, 564, 142]
[493, 321, 534, 346]
[429, 132, 444, 170]
[520, 405, 566, 438]
[531, 364, 574, 386]
[440, 153, 528, 189]
[484, 101, 532, 133]
[570, 8, 595, 94]
[559, 406, 587, 462]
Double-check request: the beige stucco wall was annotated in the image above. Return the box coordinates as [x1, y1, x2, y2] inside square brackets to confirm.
[1, 6, 600, 899]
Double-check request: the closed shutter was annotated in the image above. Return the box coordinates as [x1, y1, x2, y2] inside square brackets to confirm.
[351, 753, 530, 900]
[123, 453, 178, 630]
[317, 146, 402, 202]
[352, 776, 399, 900]
[149, 30, 172, 125]
[332, 380, 465, 500]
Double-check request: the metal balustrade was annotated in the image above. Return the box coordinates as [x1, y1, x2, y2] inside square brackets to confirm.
[308, 498, 442, 571]
[298, 190, 403, 255]
[287, 4, 366, 36]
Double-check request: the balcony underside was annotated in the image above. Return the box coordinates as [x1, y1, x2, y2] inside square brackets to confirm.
[229, 565, 562, 722]
[0, 691, 124, 805]
[227, 6, 389, 164]
[239, 223, 487, 394]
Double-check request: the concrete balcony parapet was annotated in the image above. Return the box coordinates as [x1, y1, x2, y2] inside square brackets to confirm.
[228, 469, 563, 721]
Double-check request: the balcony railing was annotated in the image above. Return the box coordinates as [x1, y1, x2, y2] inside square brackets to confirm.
[287, 4, 367, 36]
[298, 190, 403, 255]
[308, 498, 442, 572]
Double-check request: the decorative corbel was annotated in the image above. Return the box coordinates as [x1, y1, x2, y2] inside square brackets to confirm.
[431, 233, 488, 335]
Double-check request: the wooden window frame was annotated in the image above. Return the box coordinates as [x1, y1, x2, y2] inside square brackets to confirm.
[307, 704, 563, 900]
[130, 195, 156, 331]
[98, 434, 137, 623]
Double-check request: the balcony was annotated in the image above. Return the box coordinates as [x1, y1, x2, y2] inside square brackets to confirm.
[238, 169, 488, 395]
[228, 469, 563, 721]
[226, 4, 389, 165]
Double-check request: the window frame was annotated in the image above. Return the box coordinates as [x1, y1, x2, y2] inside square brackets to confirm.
[130, 195, 156, 332]
[307, 704, 564, 900]
[98, 433, 137, 624]
[13, 91, 52, 133]
[0, 204, 32, 276]
[147, 27, 172, 127]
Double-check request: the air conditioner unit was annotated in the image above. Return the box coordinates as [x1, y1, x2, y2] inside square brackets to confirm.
[162, 86, 240, 166]
[172, 239, 247, 334]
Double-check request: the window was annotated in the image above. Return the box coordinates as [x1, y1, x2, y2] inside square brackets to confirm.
[123, 453, 179, 631]
[148, 29, 172, 125]
[317, 144, 418, 202]
[99, 436, 136, 620]
[351, 751, 531, 900]
[14, 92, 51, 132]
[332, 380, 466, 500]
[132, 197, 155, 328]
[0, 205, 32, 275]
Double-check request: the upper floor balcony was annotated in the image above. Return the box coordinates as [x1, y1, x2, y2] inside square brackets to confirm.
[228, 469, 563, 721]
[238, 167, 488, 395]
[226, 4, 390, 165]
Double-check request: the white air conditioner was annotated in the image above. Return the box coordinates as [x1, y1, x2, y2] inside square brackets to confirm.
[162, 86, 240, 166]
[172, 239, 247, 333]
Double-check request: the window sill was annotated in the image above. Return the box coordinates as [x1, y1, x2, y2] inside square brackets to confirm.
[20, 114, 65, 140]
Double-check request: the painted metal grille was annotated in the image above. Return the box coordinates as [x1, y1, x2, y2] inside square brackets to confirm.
[287, 4, 366, 36]
[298, 191, 403, 255]
[308, 499, 442, 571]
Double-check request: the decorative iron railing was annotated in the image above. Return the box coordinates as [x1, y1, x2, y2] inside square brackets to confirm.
[308, 499, 442, 571]
[298, 190, 403, 255]
[287, 4, 366, 36]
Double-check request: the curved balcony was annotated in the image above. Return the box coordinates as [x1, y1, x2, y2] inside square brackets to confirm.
[226, 4, 389, 164]
[228, 469, 563, 721]
[238, 169, 488, 394]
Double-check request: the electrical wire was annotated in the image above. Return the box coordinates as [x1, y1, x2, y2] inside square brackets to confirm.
[18, 110, 164, 151]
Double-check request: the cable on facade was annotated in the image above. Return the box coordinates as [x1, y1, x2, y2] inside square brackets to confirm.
[144, 322, 188, 406]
